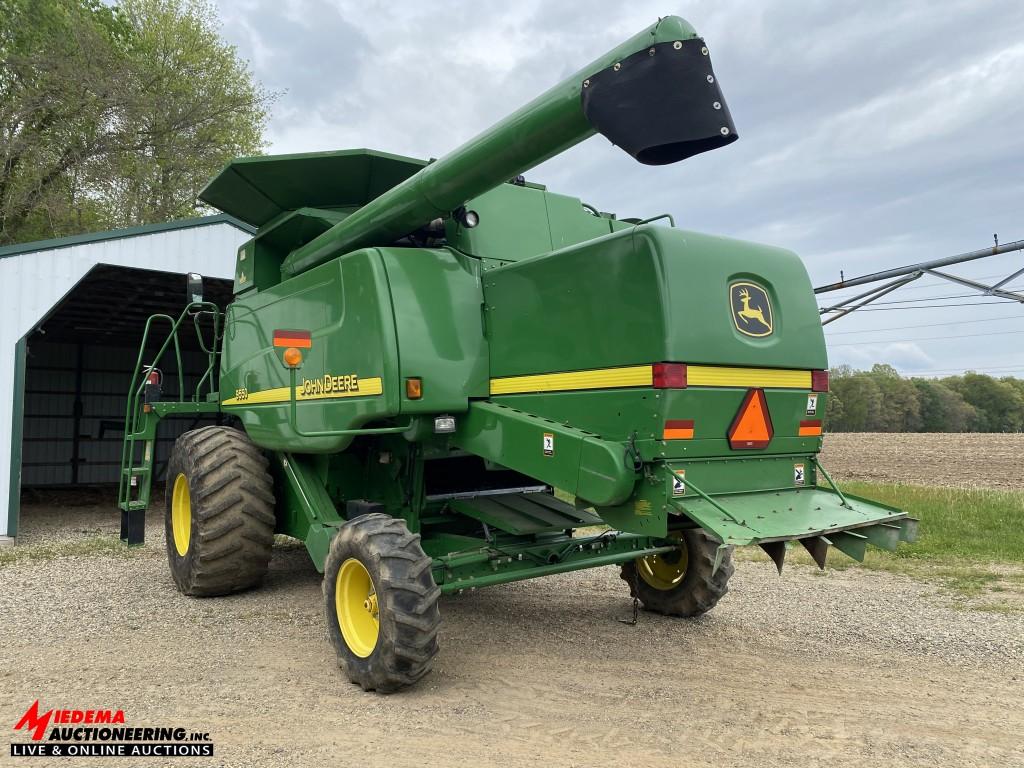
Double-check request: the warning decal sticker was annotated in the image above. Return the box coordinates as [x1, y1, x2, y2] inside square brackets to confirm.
[671, 470, 686, 497]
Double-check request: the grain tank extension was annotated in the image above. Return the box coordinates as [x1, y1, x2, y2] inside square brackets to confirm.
[119, 15, 917, 692]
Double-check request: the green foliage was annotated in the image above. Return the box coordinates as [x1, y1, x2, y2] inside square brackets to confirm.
[912, 378, 980, 432]
[841, 482, 1024, 563]
[827, 365, 1024, 433]
[868, 363, 922, 432]
[829, 370, 882, 431]
[769, 482, 1024, 608]
[945, 373, 1024, 432]
[0, 0, 270, 244]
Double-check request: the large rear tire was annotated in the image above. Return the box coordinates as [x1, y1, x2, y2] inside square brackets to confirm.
[164, 426, 275, 596]
[620, 528, 733, 617]
[324, 513, 441, 693]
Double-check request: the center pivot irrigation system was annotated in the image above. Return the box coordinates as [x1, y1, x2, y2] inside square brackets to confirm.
[816, 239, 1024, 325]
[118, 15, 920, 693]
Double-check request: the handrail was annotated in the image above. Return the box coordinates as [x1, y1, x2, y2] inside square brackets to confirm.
[632, 213, 676, 228]
[190, 308, 222, 401]
[125, 302, 221, 413]
[118, 301, 223, 508]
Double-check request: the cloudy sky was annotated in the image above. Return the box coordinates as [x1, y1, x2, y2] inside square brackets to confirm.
[215, 0, 1024, 378]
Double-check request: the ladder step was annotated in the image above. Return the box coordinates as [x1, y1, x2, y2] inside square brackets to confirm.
[118, 501, 149, 512]
[122, 467, 151, 475]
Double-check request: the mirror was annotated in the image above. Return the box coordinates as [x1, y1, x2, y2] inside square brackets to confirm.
[187, 273, 203, 304]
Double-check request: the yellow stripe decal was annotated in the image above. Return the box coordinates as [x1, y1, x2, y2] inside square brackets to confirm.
[687, 366, 811, 389]
[222, 377, 383, 406]
[490, 366, 653, 395]
[489, 365, 811, 394]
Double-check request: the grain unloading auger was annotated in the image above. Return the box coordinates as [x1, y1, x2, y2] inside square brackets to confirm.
[119, 15, 917, 692]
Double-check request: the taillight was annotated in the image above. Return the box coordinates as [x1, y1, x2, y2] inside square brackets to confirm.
[652, 363, 687, 388]
[811, 370, 829, 392]
[143, 370, 161, 414]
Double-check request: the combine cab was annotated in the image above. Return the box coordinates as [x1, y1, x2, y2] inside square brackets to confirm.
[119, 15, 916, 693]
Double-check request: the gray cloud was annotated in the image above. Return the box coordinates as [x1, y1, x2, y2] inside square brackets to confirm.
[216, 0, 1024, 377]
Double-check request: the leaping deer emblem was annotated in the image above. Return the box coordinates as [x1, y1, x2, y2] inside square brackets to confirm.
[735, 287, 771, 331]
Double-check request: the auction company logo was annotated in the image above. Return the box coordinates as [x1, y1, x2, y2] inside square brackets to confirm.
[11, 700, 214, 759]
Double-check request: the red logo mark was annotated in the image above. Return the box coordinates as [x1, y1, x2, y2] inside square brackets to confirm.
[14, 701, 125, 741]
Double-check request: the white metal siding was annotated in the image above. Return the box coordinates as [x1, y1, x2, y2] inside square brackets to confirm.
[0, 222, 247, 535]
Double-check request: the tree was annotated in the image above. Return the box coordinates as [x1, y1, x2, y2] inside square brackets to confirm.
[946, 373, 1024, 432]
[830, 372, 882, 431]
[0, 0, 128, 241]
[102, 0, 269, 225]
[868, 363, 921, 432]
[0, 0, 269, 244]
[913, 379, 979, 432]
[824, 388, 844, 430]
[826, 365, 1024, 433]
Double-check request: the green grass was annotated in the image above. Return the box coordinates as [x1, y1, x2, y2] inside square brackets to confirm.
[0, 536, 139, 568]
[969, 602, 1024, 615]
[841, 482, 1024, 564]
[748, 482, 1024, 606]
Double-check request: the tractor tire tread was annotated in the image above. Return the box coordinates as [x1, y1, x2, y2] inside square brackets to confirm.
[164, 426, 275, 597]
[619, 528, 733, 618]
[324, 513, 440, 693]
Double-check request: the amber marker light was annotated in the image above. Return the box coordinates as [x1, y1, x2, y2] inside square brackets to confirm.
[406, 378, 423, 399]
[283, 347, 303, 367]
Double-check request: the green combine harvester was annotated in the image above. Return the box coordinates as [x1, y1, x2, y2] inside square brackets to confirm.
[119, 15, 916, 692]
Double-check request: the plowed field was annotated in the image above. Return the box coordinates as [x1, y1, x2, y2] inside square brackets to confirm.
[820, 432, 1024, 491]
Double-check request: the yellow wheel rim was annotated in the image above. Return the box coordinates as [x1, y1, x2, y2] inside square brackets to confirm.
[336, 558, 380, 658]
[170, 473, 191, 557]
[637, 535, 688, 591]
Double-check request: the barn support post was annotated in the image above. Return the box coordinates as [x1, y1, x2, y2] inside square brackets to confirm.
[4, 335, 28, 542]
[71, 343, 84, 485]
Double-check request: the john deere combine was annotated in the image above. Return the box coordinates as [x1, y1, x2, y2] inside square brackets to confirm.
[119, 15, 916, 692]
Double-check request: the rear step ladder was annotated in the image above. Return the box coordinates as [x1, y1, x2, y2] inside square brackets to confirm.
[118, 302, 224, 545]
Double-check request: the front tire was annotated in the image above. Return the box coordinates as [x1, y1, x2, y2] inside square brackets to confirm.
[324, 513, 441, 693]
[620, 528, 733, 617]
[164, 426, 275, 596]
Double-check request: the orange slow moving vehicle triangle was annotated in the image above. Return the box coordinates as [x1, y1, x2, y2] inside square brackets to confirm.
[727, 388, 773, 449]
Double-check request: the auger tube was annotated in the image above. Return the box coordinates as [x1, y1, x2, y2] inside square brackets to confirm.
[280, 14, 736, 277]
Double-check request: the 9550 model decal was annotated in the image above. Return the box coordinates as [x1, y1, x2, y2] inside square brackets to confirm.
[221, 373, 383, 406]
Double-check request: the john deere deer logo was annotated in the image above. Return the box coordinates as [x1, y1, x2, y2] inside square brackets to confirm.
[730, 282, 773, 337]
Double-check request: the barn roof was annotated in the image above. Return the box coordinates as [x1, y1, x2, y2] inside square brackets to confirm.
[0, 213, 254, 260]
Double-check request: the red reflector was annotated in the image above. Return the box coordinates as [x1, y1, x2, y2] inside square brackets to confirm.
[811, 370, 829, 392]
[143, 370, 159, 413]
[727, 389, 773, 449]
[663, 419, 695, 440]
[273, 329, 312, 349]
[652, 363, 687, 388]
[798, 419, 822, 437]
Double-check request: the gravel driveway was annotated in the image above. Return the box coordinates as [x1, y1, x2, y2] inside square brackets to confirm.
[2, 503, 1022, 767]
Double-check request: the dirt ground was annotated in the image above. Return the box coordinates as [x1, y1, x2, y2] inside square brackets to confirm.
[820, 432, 1024, 490]
[2, 502, 1023, 768]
